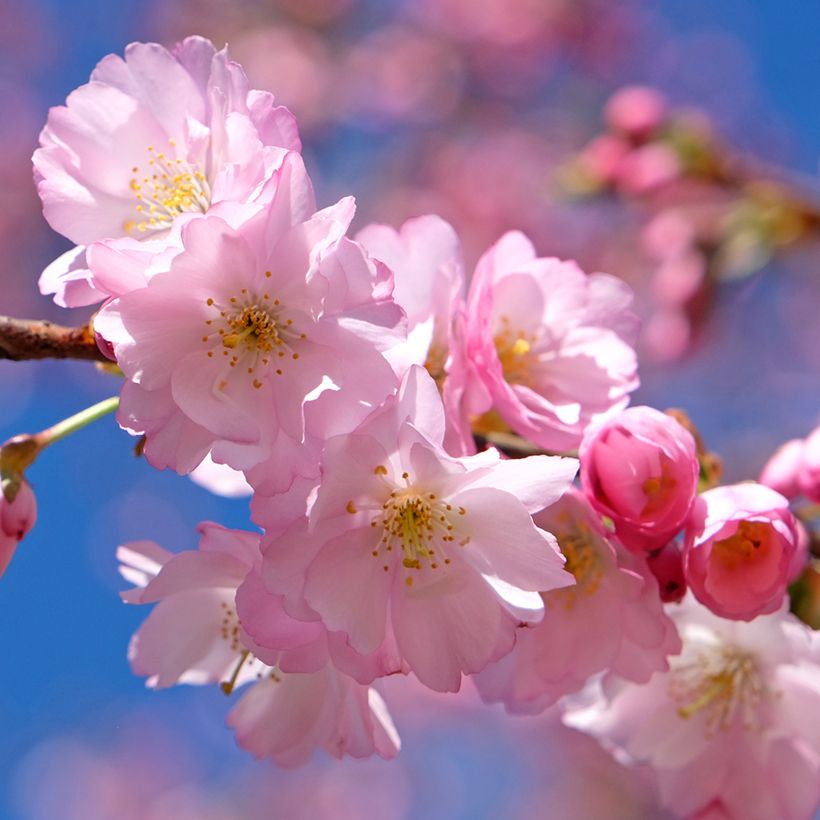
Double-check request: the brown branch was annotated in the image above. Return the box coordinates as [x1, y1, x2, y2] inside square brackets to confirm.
[0, 315, 109, 363]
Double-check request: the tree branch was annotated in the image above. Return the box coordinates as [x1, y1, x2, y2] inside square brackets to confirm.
[0, 315, 109, 363]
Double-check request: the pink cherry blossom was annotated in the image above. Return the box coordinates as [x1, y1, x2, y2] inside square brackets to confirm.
[356, 214, 465, 381]
[565, 598, 820, 820]
[798, 425, 820, 501]
[615, 144, 681, 195]
[35, 36, 300, 307]
[683, 483, 801, 621]
[580, 406, 699, 552]
[474, 489, 680, 713]
[226, 663, 400, 767]
[604, 86, 667, 139]
[445, 231, 639, 454]
[760, 426, 820, 504]
[645, 541, 687, 603]
[118, 522, 400, 766]
[94, 153, 402, 476]
[577, 134, 631, 185]
[759, 438, 804, 499]
[260, 366, 578, 692]
[0, 480, 36, 576]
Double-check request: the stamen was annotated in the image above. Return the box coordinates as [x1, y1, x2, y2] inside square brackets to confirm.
[494, 314, 539, 386]
[221, 650, 250, 696]
[125, 143, 211, 234]
[669, 646, 770, 736]
[199, 291, 308, 387]
[372, 481, 469, 584]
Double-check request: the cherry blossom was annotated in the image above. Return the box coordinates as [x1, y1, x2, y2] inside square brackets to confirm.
[683, 483, 802, 621]
[118, 523, 400, 766]
[0, 480, 36, 576]
[445, 231, 639, 454]
[356, 214, 465, 381]
[260, 366, 578, 692]
[759, 438, 804, 499]
[35, 36, 300, 307]
[475, 489, 680, 713]
[565, 598, 820, 820]
[580, 406, 700, 552]
[94, 152, 403, 475]
[760, 425, 820, 503]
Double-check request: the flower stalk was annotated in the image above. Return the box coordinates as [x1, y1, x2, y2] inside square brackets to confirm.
[1, 396, 119, 501]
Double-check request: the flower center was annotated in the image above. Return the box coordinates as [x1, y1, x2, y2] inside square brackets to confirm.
[669, 645, 768, 736]
[494, 315, 537, 386]
[641, 460, 679, 516]
[350, 468, 471, 587]
[711, 520, 771, 570]
[546, 517, 605, 609]
[224, 305, 280, 352]
[124, 140, 211, 234]
[201, 283, 307, 389]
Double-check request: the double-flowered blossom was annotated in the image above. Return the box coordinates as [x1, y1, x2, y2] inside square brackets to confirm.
[35, 36, 300, 307]
[474, 489, 681, 713]
[260, 367, 579, 692]
[683, 483, 802, 621]
[580, 406, 700, 552]
[565, 598, 820, 820]
[118, 523, 400, 766]
[445, 231, 639, 454]
[0, 481, 36, 576]
[356, 214, 465, 382]
[94, 153, 403, 476]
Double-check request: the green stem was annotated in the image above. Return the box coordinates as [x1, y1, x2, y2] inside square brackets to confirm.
[35, 396, 120, 449]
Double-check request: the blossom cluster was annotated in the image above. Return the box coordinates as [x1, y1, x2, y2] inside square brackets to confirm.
[22, 37, 820, 819]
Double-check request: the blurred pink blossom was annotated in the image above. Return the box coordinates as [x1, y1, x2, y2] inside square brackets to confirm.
[605, 86, 667, 139]
[566, 598, 820, 820]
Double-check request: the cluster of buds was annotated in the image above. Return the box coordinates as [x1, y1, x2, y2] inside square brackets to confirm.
[561, 85, 820, 362]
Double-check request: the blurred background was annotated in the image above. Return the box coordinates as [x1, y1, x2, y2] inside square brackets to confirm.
[1, 1, 818, 817]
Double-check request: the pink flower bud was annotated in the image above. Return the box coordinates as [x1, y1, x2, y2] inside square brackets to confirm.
[759, 437, 804, 499]
[0, 480, 36, 576]
[580, 406, 699, 552]
[797, 426, 820, 503]
[645, 540, 687, 603]
[615, 143, 680, 195]
[604, 86, 667, 138]
[683, 483, 800, 621]
[578, 135, 630, 184]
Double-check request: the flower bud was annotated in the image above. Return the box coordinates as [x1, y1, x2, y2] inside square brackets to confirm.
[580, 406, 699, 552]
[0, 480, 36, 576]
[645, 541, 687, 603]
[797, 426, 820, 503]
[683, 483, 799, 620]
[604, 86, 667, 139]
[759, 438, 803, 499]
